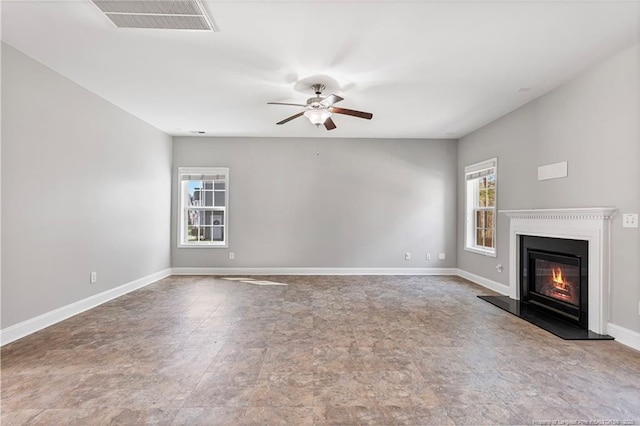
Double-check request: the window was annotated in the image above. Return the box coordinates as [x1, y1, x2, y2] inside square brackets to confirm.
[178, 167, 228, 247]
[464, 158, 497, 256]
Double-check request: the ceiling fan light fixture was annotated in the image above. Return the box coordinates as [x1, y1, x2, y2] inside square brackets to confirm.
[269, 83, 371, 130]
[304, 109, 332, 126]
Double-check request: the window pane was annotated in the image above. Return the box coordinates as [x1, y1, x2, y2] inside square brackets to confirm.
[202, 190, 214, 207]
[214, 181, 225, 190]
[187, 225, 198, 241]
[187, 210, 199, 226]
[484, 229, 494, 248]
[212, 227, 224, 242]
[212, 211, 224, 226]
[476, 210, 485, 228]
[486, 210, 494, 228]
[487, 188, 495, 207]
[187, 181, 202, 206]
[214, 191, 225, 207]
[479, 189, 487, 207]
[486, 174, 496, 188]
[192, 188, 205, 206]
[476, 229, 484, 247]
[199, 226, 213, 241]
[202, 210, 214, 225]
[479, 177, 487, 189]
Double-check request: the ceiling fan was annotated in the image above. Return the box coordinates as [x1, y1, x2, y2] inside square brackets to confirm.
[268, 84, 373, 131]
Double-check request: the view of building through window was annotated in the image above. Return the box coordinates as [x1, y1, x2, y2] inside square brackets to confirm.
[179, 168, 228, 247]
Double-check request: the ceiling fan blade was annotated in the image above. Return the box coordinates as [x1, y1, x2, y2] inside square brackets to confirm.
[320, 94, 344, 107]
[268, 102, 307, 107]
[276, 112, 304, 125]
[331, 107, 373, 120]
[324, 117, 337, 130]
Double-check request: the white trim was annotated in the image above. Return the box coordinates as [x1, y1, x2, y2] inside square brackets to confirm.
[500, 207, 617, 220]
[607, 323, 640, 352]
[464, 246, 497, 258]
[464, 157, 498, 257]
[465, 157, 497, 174]
[171, 267, 459, 276]
[500, 207, 616, 335]
[0, 268, 172, 347]
[457, 269, 510, 296]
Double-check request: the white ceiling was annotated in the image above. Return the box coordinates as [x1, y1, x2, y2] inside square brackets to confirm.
[2, 1, 638, 139]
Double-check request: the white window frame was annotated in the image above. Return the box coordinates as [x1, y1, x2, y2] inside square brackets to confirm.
[464, 158, 497, 257]
[178, 167, 229, 248]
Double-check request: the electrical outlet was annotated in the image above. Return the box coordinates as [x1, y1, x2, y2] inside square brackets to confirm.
[623, 213, 638, 228]
[438, 253, 445, 260]
[405, 252, 411, 260]
[426, 253, 431, 260]
[90, 272, 97, 284]
[496, 264, 503, 273]
[229, 252, 235, 260]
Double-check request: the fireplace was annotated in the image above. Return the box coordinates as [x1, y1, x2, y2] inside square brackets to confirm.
[499, 208, 615, 335]
[520, 235, 588, 328]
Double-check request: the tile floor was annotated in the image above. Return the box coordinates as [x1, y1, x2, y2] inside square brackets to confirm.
[1, 275, 639, 425]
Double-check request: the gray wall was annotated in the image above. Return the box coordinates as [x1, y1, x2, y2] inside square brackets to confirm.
[172, 137, 458, 269]
[1, 44, 172, 328]
[457, 44, 640, 332]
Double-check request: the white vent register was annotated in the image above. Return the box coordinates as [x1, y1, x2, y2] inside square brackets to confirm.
[92, 0, 216, 31]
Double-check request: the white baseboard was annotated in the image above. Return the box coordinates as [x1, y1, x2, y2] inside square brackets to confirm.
[607, 323, 640, 351]
[0, 268, 172, 346]
[171, 267, 459, 276]
[456, 268, 510, 296]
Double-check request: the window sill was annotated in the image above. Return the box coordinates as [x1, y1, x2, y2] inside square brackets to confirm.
[464, 246, 496, 257]
[178, 243, 228, 249]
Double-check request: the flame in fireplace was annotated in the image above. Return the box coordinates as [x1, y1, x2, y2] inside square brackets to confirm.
[551, 267, 570, 294]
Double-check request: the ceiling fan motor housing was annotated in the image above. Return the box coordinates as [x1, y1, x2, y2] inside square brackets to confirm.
[306, 97, 324, 108]
[307, 84, 327, 108]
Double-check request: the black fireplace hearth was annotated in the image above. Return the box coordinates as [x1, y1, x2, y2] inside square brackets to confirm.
[479, 234, 613, 340]
[478, 295, 613, 340]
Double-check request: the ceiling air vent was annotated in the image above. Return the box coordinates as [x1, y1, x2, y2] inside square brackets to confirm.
[92, 0, 217, 31]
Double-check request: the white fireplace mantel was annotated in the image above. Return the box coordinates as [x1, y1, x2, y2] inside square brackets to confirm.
[500, 207, 617, 335]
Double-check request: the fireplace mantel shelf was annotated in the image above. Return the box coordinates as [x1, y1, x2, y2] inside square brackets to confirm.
[500, 207, 617, 220]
